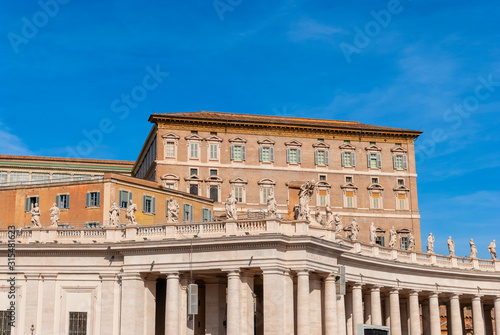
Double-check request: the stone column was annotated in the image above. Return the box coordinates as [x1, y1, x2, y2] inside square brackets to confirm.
[24, 274, 40, 335]
[337, 293, 347, 335]
[205, 279, 226, 335]
[484, 305, 493, 335]
[121, 273, 146, 335]
[165, 273, 180, 335]
[227, 270, 241, 335]
[283, 270, 294, 335]
[364, 292, 372, 325]
[422, 301, 430, 335]
[345, 290, 353, 335]
[262, 267, 286, 334]
[429, 292, 441, 335]
[324, 274, 338, 335]
[384, 295, 391, 327]
[389, 289, 402, 335]
[310, 275, 323, 335]
[297, 270, 311, 335]
[240, 273, 255, 335]
[370, 286, 382, 326]
[449, 294, 463, 335]
[408, 291, 421, 335]
[144, 274, 158, 335]
[352, 283, 364, 335]
[99, 274, 117, 335]
[400, 298, 408, 335]
[472, 295, 485, 335]
[494, 296, 500, 335]
[179, 277, 188, 335]
[41, 274, 57, 334]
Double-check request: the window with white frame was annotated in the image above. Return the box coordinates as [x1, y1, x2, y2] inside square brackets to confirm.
[161, 173, 179, 190]
[183, 203, 193, 222]
[202, 208, 212, 222]
[371, 192, 381, 209]
[316, 181, 331, 207]
[73, 174, 91, 181]
[119, 190, 133, 208]
[166, 142, 175, 158]
[205, 176, 223, 202]
[32, 172, 50, 184]
[230, 177, 247, 203]
[341, 181, 358, 208]
[368, 153, 381, 168]
[258, 178, 276, 204]
[185, 133, 203, 160]
[56, 194, 70, 209]
[400, 236, 409, 250]
[262, 187, 272, 204]
[393, 154, 408, 170]
[53, 173, 71, 182]
[10, 171, 29, 186]
[234, 186, 244, 202]
[259, 146, 274, 162]
[285, 140, 302, 164]
[25, 196, 39, 212]
[397, 193, 407, 210]
[339, 142, 357, 167]
[209, 143, 218, 160]
[142, 195, 156, 214]
[190, 142, 199, 159]
[229, 136, 247, 162]
[344, 191, 355, 208]
[162, 132, 180, 159]
[206, 134, 222, 161]
[313, 142, 330, 166]
[85, 192, 101, 207]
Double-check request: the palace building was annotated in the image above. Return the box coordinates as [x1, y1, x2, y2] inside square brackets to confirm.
[0, 112, 498, 335]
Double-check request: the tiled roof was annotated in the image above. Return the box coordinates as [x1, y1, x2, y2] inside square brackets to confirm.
[150, 111, 422, 135]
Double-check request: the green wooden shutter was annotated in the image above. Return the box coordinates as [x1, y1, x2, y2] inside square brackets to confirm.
[230, 145, 234, 160]
[183, 204, 189, 221]
[270, 147, 274, 162]
[119, 191, 123, 206]
[286, 148, 290, 163]
[55, 195, 60, 208]
[367, 153, 371, 168]
[376, 154, 382, 168]
[325, 150, 329, 166]
[152, 197, 156, 214]
[96, 192, 101, 207]
[341, 152, 346, 167]
[314, 150, 318, 165]
[241, 145, 246, 161]
[403, 155, 408, 170]
[85, 193, 90, 208]
[393, 155, 397, 169]
[297, 149, 301, 164]
[352, 152, 356, 166]
[189, 205, 193, 222]
[67, 194, 70, 209]
[25, 197, 30, 212]
[143, 195, 147, 213]
[258, 147, 263, 162]
[166, 200, 169, 217]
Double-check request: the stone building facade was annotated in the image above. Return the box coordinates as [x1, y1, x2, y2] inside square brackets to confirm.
[133, 111, 422, 250]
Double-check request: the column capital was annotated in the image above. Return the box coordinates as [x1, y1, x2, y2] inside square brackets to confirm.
[165, 272, 179, 279]
[370, 285, 382, 292]
[428, 291, 440, 298]
[261, 266, 287, 275]
[449, 293, 461, 300]
[495, 295, 500, 302]
[324, 273, 337, 282]
[352, 282, 363, 289]
[472, 295, 483, 301]
[294, 269, 310, 276]
[389, 287, 401, 294]
[408, 290, 420, 296]
[226, 269, 240, 278]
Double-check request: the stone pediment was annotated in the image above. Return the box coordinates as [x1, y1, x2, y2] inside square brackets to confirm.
[184, 134, 204, 141]
[160, 173, 179, 181]
[397, 228, 412, 234]
[162, 132, 180, 140]
[393, 185, 410, 192]
[365, 144, 382, 152]
[205, 135, 223, 142]
[258, 178, 276, 186]
[316, 181, 332, 188]
[367, 183, 384, 191]
[312, 142, 330, 149]
[184, 175, 203, 182]
[257, 138, 275, 145]
[284, 139, 302, 147]
[228, 136, 247, 144]
[230, 177, 248, 184]
[341, 183, 358, 189]
[391, 146, 408, 153]
[205, 176, 223, 183]
[375, 227, 386, 233]
[339, 143, 356, 150]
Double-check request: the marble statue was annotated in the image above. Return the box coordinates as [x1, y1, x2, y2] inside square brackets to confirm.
[408, 231, 416, 251]
[167, 197, 179, 223]
[447, 236, 455, 256]
[109, 202, 120, 226]
[369, 222, 377, 244]
[267, 191, 277, 218]
[225, 193, 238, 220]
[488, 240, 497, 259]
[30, 203, 41, 227]
[427, 233, 435, 253]
[334, 214, 343, 235]
[389, 227, 397, 248]
[325, 205, 334, 228]
[125, 200, 137, 225]
[297, 180, 315, 221]
[49, 203, 60, 227]
[350, 219, 359, 241]
[469, 239, 478, 258]
[315, 210, 323, 225]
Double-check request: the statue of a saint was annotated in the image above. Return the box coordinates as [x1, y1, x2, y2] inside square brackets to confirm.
[447, 236, 455, 256]
[109, 202, 120, 226]
[126, 200, 138, 225]
[389, 227, 397, 248]
[30, 203, 41, 227]
[315, 210, 323, 225]
[408, 231, 416, 251]
[334, 214, 343, 235]
[167, 197, 179, 223]
[469, 238, 478, 258]
[369, 222, 377, 244]
[350, 219, 359, 241]
[297, 180, 315, 221]
[267, 191, 277, 218]
[325, 205, 334, 228]
[427, 233, 435, 253]
[49, 203, 60, 227]
[225, 193, 238, 220]
[488, 240, 497, 259]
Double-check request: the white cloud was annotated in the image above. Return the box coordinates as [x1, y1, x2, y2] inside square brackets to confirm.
[0, 122, 32, 155]
[288, 19, 344, 43]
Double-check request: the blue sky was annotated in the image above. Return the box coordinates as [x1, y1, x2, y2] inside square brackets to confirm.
[1, 0, 499, 257]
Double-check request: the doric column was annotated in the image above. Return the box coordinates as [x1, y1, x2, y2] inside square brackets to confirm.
[325, 274, 338, 335]
[472, 295, 485, 335]
[384, 295, 391, 327]
[310, 275, 323, 334]
[205, 279, 226, 335]
[145, 274, 158, 335]
[494, 296, 500, 335]
[240, 273, 255, 335]
[345, 290, 353, 335]
[408, 291, 421, 335]
[297, 270, 311, 335]
[262, 267, 287, 334]
[429, 292, 441, 335]
[364, 292, 372, 324]
[227, 270, 241, 335]
[337, 293, 347, 335]
[165, 273, 180, 335]
[370, 286, 382, 326]
[121, 273, 147, 335]
[449, 294, 463, 335]
[389, 289, 402, 335]
[283, 270, 294, 335]
[352, 283, 364, 334]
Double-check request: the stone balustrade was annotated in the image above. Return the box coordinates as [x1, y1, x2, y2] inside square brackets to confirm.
[1, 219, 498, 272]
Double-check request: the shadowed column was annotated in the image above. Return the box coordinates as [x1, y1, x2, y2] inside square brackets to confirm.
[472, 296, 485, 335]
[389, 289, 402, 335]
[429, 292, 440, 335]
[227, 270, 241, 335]
[165, 273, 179, 335]
[324, 274, 338, 335]
[297, 270, 310, 335]
[352, 283, 364, 335]
[370, 286, 382, 326]
[449, 294, 463, 335]
[408, 291, 421, 335]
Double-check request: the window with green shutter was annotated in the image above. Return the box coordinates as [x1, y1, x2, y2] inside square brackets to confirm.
[85, 192, 100, 207]
[142, 195, 156, 214]
[119, 190, 132, 208]
[25, 196, 39, 212]
[202, 208, 212, 222]
[183, 204, 193, 222]
[56, 194, 70, 209]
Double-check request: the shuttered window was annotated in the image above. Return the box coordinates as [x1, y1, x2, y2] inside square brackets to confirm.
[371, 192, 380, 209]
[166, 142, 175, 158]
[318, 189, 327, 206]
[183, 204, 193, 222]
[85, 192, 100, 208]
[342, 152, 356, 167]
[230, 145, 246, 161]
[142, 195, 156, 214]
[287, 148, 301, 164]
[398, 194, 406, 210]
[202, 208, 212, 222]
[56, 194, 70, 209]
[119, 190, 133, 208]
[393, 155, 408, 170]
[234, 186, 244, 203]
[209, 185, 218, 202]
[345, 191, 354, 208]
[209, 143, 218, 160]
[262, 187, 272, 204]
[25, 196, 40, 212]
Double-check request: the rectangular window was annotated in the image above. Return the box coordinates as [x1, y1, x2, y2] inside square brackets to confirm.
[73, 174, 91, 181]
[56, 194, 70, 209]
[142, 195, 156, 214]
[190, 168, 198, 176]
[398, 179, 404, 186]
[0, 310, 12, 334]
[53, 173, 71, 182]
[398, 194, 406, 210]
[32, 172, 50, 184]
[183, 203, 193, 222]
[85, 192, 100, 208]
[119, 190, 132, 208]
[234, 186, 243, 203]
[376, 236, 385, 247]
[369, 154, 378, 168]
[342, 152, 356, 167]
[393, 155, 408, 170]
[318, 190, 327, 206]
[287, 148, 301, 164]
[0, 171, 7, 186]
[401, 237, 409, 250]
[24, 196, 40, 212]
[231, 145, 246, 161]
[190, 143, 199, 159]
[371, 178, 379, 184]
[69, 311, 87, 335]
[10, 171, 29, 186]
[209, 143, 218, 160]
[344, 140, 350, 144]
[345, 176, 353, 183]
[166, 142, 175, 158]
[370, 142, 376, 146]
[262, 187, 272, 204]
[395, 143, 402, 147]
[209, 185, 218, 202]
[316, 150, 325, 165]
[189, 184, 199, 195]
[319, 175, 326, 181]
[209, 169, 218, 176]
[371, 193, 380, 209]
[202, 208, 212, 222]
[345, 191, 354, 208]
[261, 147, 270, 162]
[165, 183, 175, 189]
